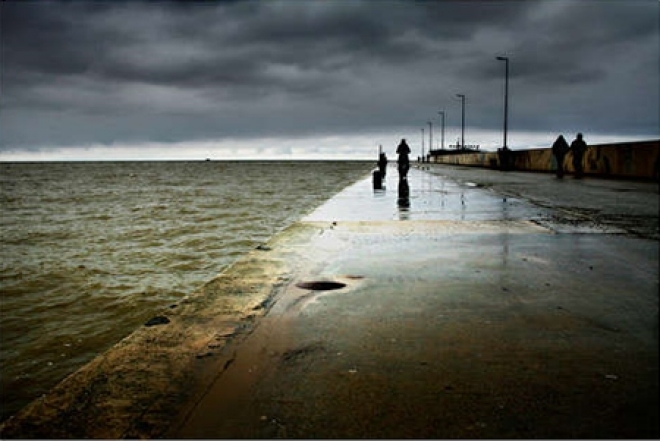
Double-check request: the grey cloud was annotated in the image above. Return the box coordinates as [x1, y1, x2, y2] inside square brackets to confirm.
[1, 0, 657, 152]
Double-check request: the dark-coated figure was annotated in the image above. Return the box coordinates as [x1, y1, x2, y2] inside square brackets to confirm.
[552, 134, 569, 178]
[396, 139, 411, 179]
[378, 152, 388, 179]
[570, 133, 587, 178]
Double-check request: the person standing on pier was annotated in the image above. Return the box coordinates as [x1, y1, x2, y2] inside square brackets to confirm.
[552, 134, 570, 178]
[396, 139, 411, 179]
[378, 151, 388, 179]
[570, 133, 587, 178]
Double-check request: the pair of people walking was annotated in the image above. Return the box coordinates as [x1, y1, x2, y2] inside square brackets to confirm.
[552, 133, 587, 178]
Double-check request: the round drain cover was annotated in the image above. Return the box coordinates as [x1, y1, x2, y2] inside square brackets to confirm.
[295, 281, 346, 291]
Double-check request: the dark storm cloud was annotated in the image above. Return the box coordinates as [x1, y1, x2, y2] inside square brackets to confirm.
[1, 0, 658, 153]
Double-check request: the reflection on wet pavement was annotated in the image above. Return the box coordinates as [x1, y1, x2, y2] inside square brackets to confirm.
[305, 165, 550, 222]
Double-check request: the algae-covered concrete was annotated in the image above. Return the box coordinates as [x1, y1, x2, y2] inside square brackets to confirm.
[0, 230, 305, 438]
[1, 165, 658, 438]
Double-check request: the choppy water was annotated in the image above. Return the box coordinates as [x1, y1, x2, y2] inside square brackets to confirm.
[0, 160, 371, 421]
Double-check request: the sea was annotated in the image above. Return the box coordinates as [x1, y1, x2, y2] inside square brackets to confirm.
[0, 160, 373, 422]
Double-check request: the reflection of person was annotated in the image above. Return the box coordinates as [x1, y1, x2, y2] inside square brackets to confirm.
[551, 134, 569, 178]
[397, 177, 410, 210]
[396, 139, 411, 179]
[570, 133, 587, 178]
[378, 152, 388, 178]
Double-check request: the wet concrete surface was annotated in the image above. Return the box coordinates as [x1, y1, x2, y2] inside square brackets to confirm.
[171, 165, 659, 439]
[306, 165, 552, 223]
[423, 164, 659, 239]
[2, 165, 657, 438]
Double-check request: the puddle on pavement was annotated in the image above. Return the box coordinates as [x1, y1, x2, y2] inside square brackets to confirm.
[295, 281, 347, 291]
[304, 166, 549, 222]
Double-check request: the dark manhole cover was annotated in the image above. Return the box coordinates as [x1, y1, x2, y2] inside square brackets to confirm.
[295, 281, 346, 291]
[144, 315, 170, 327]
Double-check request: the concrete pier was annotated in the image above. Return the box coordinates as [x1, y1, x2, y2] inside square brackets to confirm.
[1, 164, 658, 438]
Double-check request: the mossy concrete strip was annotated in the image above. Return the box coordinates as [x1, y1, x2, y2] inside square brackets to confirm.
[0, 222, 320, 439]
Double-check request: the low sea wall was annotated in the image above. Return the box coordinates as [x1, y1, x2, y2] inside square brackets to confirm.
[430, 140, 659, 180]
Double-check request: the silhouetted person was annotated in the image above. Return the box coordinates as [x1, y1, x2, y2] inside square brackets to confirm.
[378, 152, 388, 178]
[396, 139, 411, 179]
[552, 134, 569, 178]
[570, 133, 587, 178]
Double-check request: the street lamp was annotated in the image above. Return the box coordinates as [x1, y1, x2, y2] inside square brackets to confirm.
[421, 127, 425, 162]
[438, 110, 445, 150]
[456, 94, 465, 149]
[428, 121, 432, 157]
[496, 56, 509, 150]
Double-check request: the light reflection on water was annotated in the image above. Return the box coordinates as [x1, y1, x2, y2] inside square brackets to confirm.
[0, 160, 371, 421]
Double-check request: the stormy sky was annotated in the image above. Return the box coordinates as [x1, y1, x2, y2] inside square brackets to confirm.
[1, 0, 658, 160]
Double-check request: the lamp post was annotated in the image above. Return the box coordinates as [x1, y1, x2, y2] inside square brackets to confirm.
[428, 121, 432, 158]
[438, 111, 445, 150]
[496, 56, 509, 150]
[421, 127, 425, 162]
[456, 94, 465, 149]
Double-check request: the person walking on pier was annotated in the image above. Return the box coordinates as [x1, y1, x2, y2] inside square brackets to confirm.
[396, 139, 411, 179]
[570, 133, 587, 178]
[552, 134, 570, 178]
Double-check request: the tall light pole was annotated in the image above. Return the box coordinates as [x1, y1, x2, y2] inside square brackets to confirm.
[438, 111, 445, 150]
[456, 94, 465, 150]
[496, 56, 509, 150]
[428, 121, 432, 157]
[421, 127, 425, 162]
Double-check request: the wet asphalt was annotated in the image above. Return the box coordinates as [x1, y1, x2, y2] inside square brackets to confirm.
[171, 165, 659, 439]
